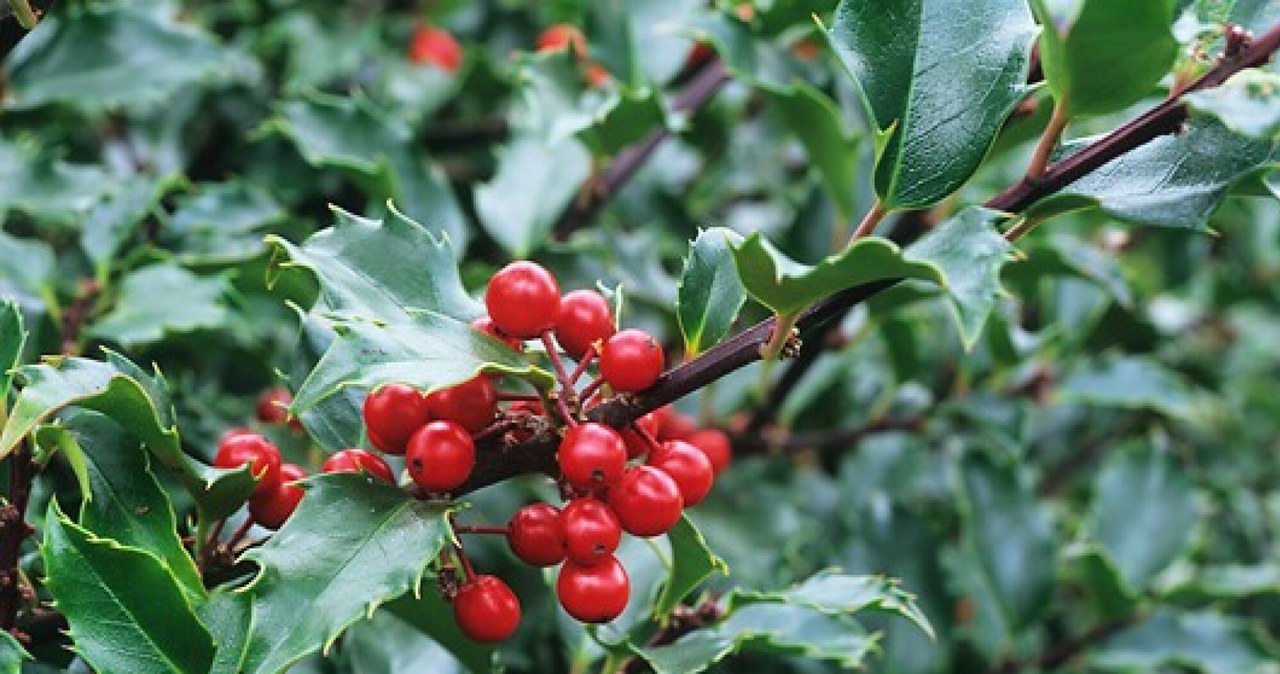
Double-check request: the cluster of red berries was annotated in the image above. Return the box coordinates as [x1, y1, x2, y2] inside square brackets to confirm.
[405, 22, 610, 88]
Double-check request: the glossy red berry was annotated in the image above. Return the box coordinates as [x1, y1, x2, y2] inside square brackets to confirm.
[363, 383, 431, 455]
[557, 556, 629, 623]
[688, 429, 732, 475]
[649, 440, 715, 507]
[454, 575, 521, 643]
[507, 503, 566, 567]
[599, 329, 664, 392]
[561, 498, 621, 566]
[558, 423, 627, 490]
[620, 412, 659, 459]
[409, 25, 462, 73]
[406, 421, 475, 492]
[653, 405, 697, 441]
[249, 463, 307, 530]
[472, 316, 524, 352]
[215, 432, 282, 497]
[484, 262, 561, 339]
[554, 290, 615, 359]
[537, 24, 588, 57]
[425, 376, 497, 434]
[255, 387, 294, 426]
[322, 449, 395, 483]
[608, 466, 683, 537]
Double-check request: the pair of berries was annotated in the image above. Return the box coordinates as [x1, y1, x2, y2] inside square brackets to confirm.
[362, 379, 491, 493]
[535, 23, 610, 88]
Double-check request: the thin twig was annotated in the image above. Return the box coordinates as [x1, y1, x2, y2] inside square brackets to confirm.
[1025, 100, 1069, 180]
[0, 440, 35, 631]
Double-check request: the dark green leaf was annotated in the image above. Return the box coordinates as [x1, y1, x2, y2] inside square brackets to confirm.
[81, 176, 176, 280]
[166, 181, 287, 264]
[340, 609, 468, 674]
[1165, 564, 1280, 601]
[1091, 610, 1280, 674]
[89, 263, 231, 346]
[587, 0, 704, 86]
[732, 571, 934, 638]
[1186, 69, 1280, 139]
[0, 630, 30, 674]
[825, 0, 1036, 207]
[42, 501, 215, 674]
[0, 140, 110, 225]
[677, 228, 747, 357]
[5, 4, 229, 112]
[240, 475, 451, 674]
[765, 83, 861, 221]
[198, 591, 252, 674]
[1063, 546, 1139, 619]
[387, 590, 494, 674]
[473, 132, 592, 257]
[0, 300, 25, 404]
[1032, 0, 1178, 118]
[653, 515, 727, 620]
[1058, 356, 1203, 416]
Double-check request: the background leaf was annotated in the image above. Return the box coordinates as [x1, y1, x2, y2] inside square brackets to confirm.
[473, 133, 592, 258]
[1186, 68, 1280, 139]
[89, 263, 231, 346]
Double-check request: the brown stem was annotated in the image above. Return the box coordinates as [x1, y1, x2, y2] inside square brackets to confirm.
[1025, 100, 1069, 180]
[848, 201, 887, 243]
[733, 416, 926, 457]
[60, 278, 100, 356]
[454, 525, 509, 535]
[989, 614, 1141, 673]
[0, 440, 35, 631]
[568, 345, 597, 385]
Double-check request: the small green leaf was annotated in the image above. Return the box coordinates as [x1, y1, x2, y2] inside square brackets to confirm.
[89, 263, 231, 346]
[1058, 356, 1201, 416]
[0, 300, 25, 405]
[0, 139, 110, 225]
[165, 181, 287, 264]
[825, 0, 1037, 207]
[653, 515, 727, 620]
[42, 501, 216, 674]
[5, 4, 229, 112]
[1088, 443, 1200, 591]
[0, 630, 31, 674]
[31, 424, 92, 503]
[1186, 69, 1280, 139]
[1032, 0, 1179, 118]
[1063, 546, 1139, 619]
[81, 176, 177, 280]
[764, 83, 861, 221]
[677, 229, 747, 357]
[1091, 610, 1280, 674]
[268, 204, 481, 322]
[198, 591, 252, 674]
[731, 571, 935, 640]
[473, 132, 592, 257]
[240, 474, 452, 674]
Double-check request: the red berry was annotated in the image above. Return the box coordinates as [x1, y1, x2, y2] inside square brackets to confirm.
[454, 575, 521, 643]
[599, 329, 664, 392]
[215, 432, 282, 497]
[507, 503, 566, 567]
[219, 427, 255, 444]
[536, 24, 588, 57]
[406, 421, 475, 492]
[608, 466, 682, 537]
[585, 62, 611, 88]
[322, 449, 395, 484]
[472, 316, 524, 352]
[649, 440, 715, 507]
[561, 498, 621, 566]
[255, 388, 293, 426]
[653, 405, 697, 441]
[557, 556, 629, 623]
[425, 376, 497, 434]
[553, 290, 615, 359]
[558, 423, 627, 490]
[249, 463, 307, 530]
[484, 262, 561, 339]
[620, 412, 659, 459]
[688, 429, 732, 475]
[363, 383, 431, 455]
[409, 25, 463, 73]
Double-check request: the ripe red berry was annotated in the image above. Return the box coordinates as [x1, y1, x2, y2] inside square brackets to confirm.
[425, 376, 497, 434]
[453, 575, 521, 643]
[536, 24, 588, 57]
[507, 503, 566, 567]
[653, 405, 697, 441]
[249, 463, 307, 530]
[322, 449, 395, 484]
[599, 329, 664, 392]
[608, 466, 683, 537]
[406, 421, 475, 493]
[554, 290, 615, 359]
[558, 423, 627, 490]
[472, 316, 524, 352]
[409, 25, 462, 73]
[484, 262, 561, 339]
[215, 432, 282, 497]
[557, 556, 629, 623]
[688, 429, 732, 475]
[649, 440, 715, 507]
[561, 498, 621, 566]
[363, 383, 431, 455]
[585, 62, 611, 88]
[255, 387, 293, 426]
[620, 412, 659, 459]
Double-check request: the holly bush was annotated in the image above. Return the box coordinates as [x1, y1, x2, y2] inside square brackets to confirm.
[1, 0, 1280, 672]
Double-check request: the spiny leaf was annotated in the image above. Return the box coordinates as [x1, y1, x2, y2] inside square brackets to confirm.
[653, 515, 728, 620]
[165, 181, 288, 264]
[677, 228, 747, 357]
[0, 300, 25, 405]
[0, 630, 30, 674]
[89, 263, 232, 346]
[1186, 68, 1280, 139]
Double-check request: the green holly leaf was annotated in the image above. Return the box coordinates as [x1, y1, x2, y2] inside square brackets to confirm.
[31, 423, 92, 506]
[0, 630, 31, 674]
[268, 205, 481, 322]
[239, 474, 451, 674]
[165, 181, 287, 264]
[292, 312, 554, 413]
[1029, 119, 1278, 230]
[89, 263, 232, 346]
[42, 501, 216, 674]
[764, 83, 861, 222]
[198, 591, 252, 674]
[80, 176, 177, 281]
[1087, 443, 1201, 591]
[264, 93, 468, 249]
[1003, 237, 1134, 308]
[1091, 610, 1280, 674]
[0, 139, 111, 226]
[0, 300, 25, 405]
[587, 0, 704, 86]
[1186, 69, 1280, 139]
[730, 571, 934, 639]
[677, 12, 801, 89]
[1058, 356, 1202, 416]
[473, 132, 592, 257]
[957, 453, 1057, 633]
[653, 515, 728, 620]
[5, 4, 229, 113]
[1032, 0, 1178, 118]
[1063, 545, 1139, 619]
[387, 590, 495, 674]
[677, 228, 747, 357]
[825, 0, 1037, 208]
